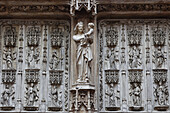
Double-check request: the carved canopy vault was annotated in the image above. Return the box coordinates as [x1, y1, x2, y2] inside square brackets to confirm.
[0, 0, 170, 113]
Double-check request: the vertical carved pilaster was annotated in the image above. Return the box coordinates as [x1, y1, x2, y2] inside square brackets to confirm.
[16, 25, 24, 111]
[98, 23, 104, 111]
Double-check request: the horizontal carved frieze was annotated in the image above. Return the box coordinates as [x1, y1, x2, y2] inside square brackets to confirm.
[98, 4, 170, 12]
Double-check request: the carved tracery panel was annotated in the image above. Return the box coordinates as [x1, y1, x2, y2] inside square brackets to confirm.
[98, 20, 170, 112]
[0, 20, 70, 112]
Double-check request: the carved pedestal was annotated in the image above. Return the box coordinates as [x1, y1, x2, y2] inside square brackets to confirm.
[70, 84, 95, 113]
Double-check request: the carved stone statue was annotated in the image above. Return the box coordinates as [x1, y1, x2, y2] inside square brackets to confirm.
[3, 48, 16, 69]
[49, 86, 62, 107]
[105, 83, 115, 106]
[73, 22, 94, 83]
[133, 83, 142, 106]
[49, 50, 62, 69]
[129, 46, 142, 68]
[1, 85, 15, 106]
[25, 83, 39, 106]
[26, 47, 40, 68]
[153, 46, 165, 68]
[154, 81, 169, 106]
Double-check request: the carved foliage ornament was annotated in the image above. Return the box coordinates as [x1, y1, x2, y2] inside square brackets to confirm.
[27, 26, 41, 46]
[25, 69, 39, 83]
[51, 27, 63, 48]
[49, 70, 63, 85]
[4, 26, 17, 47]
[2, 69, 16, 83]
[152, 27, 166, 46]
[105, 70, 119, 84]
[98, 4, 170, 12]
[127, 29, 142, 45]
[128, 70, 142, 83]
[105, 27, 118, 47]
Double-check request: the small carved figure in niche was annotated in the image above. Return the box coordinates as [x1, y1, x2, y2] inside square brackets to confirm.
[49, 86, 62, 107]
[153, 46, 165, 68]
[49, 50, 62, 69]
[110, 48, 118, 69]
[154, 81, 169, 106]
[73, 22, 94, 83]
[130, 83, 142, 106]
[26, 47, 40, 68]
[25, 83, 39, 106]
[105, 83, 115, 106]
[104, 49, 110, 70]
[1, 84, 15, 106]
[129, 46, 142, 68]
[3, 48, 16, 69]
[105, 48, 118, 70]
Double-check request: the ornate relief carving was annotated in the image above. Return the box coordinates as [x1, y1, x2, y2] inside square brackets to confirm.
[98, 4, 170, 12]
[3, 48, 17, 69]
[129, 83, 142, 106]
[26, 47, 40, 68]
[9, 5, 69, 13]
[105, 70, 119, 84]
[104, 48, 119, 70]
[105, 82, 120, 111]
[2, 69, 16, 83]
[4, 27, 17, 47]
[70, 0, 97, 15]
[128, 69, 143, 110]
[27, 26, 41, 46]
[128, 46, 142, 68]
[152, 46, 166, 68]
[1, 84, 15, 107]
[128, 69, 142, 83]
[105, 27, 118, 47]
[49, 50, 63, 70]
[70, 89, 95, 111]
[127, 29, 142, 45]
[25, 69, 39, 83]
[49, 70, 63, 85]
[0, 5, 6, 12]
[152, 27, 166, 46]
[99, 26, 104, 110]
[153, 69, 169, 110]
[49, 86, 62, 109]
[25, 83, 39, 107]
[51, 27, 63, 48]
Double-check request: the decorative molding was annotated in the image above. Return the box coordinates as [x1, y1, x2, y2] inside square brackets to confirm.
[70, 0, 97, 15]
[98, 4, 170, 12]
[9, 5, 69, 13]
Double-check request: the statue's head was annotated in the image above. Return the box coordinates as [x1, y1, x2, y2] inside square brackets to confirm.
[74, 21, 84, 35]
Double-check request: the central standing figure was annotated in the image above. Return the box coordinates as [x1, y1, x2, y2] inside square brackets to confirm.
[73, 21, 94, 83]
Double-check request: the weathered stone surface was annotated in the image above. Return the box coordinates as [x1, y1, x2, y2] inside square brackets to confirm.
[0, 0, 169, 113]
